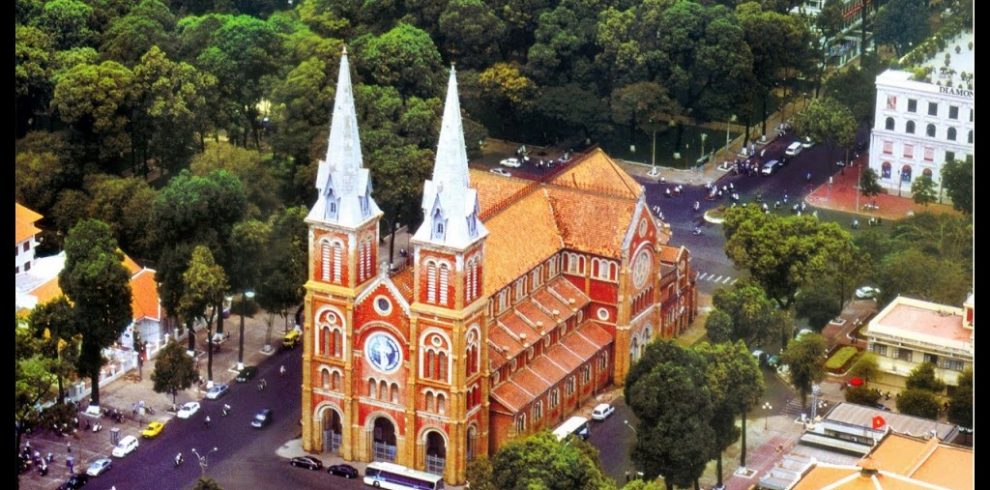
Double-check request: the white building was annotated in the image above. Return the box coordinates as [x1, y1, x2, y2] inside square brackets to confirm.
[863, 295, 973, 389]
[868, 31, 974, 196]
[15, 203, 42, 275]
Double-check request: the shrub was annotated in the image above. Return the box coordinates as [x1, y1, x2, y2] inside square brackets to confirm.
[825, 346, 859, 372]
[845, 385, 881, 405]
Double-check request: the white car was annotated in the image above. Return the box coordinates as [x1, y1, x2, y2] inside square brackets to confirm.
[784, 141, 803, 156]
[176, 401, 201, 419]
[205, 383, 230, 400]
[490, 168, 512, 177]
[111, 435, 138, 458]
[86, 457, 112, 476]
[855, 286, 881, 299]
[796, 328, 814, 340]
[499, 157, 521, 168]
[802, 137, 815, 149]
[591, 403, 615, 421]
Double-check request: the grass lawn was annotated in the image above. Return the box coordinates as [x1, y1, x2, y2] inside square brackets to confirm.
[826, 346, 860, 372]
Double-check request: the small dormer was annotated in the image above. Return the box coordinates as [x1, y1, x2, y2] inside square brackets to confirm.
[432, 207, 446, 241]
[326, 188, 339, 220]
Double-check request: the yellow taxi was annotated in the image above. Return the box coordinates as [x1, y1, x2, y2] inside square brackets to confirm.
[282, 329, 301, 349]
[141, 421, 164, 438]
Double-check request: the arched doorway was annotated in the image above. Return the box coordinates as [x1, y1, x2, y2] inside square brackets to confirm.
[881, 162, 892, 179]
[901, 165, 912, 182]
[321, 408, 342, 454]
[466, 425, 478, 462]
[372, 417, 397, 462]
[425, 431, 446, 476]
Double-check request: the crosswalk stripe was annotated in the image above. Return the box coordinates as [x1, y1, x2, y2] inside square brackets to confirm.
[731, 278, 738, 285]
[711, 275, 724, 283]
[698, 273, 709, 281]
[721, 276, 732, 284]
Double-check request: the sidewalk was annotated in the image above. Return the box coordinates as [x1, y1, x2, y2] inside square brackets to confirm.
[804, 153, 960, 220]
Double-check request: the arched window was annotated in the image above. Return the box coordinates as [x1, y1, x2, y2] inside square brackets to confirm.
[391, 383, 399, 404]
[379, 380, 388, 401]
[331, 371, 341, 390]
[321, 240, 332, 282]
[425, 350, 435, 379]
[881, 162, 892, 179]
[947, 127, 957, 141]
[923, 168, 933, 178]
[332, 330, 342, 357]
[885, 117, 895, 130]
[549, 388, 559, 408]
[426, 392, 435, 412]
[439, 264, 449, 305]
[533, 401, 543, 421]
[321, 327, 331, 356]
[901, 165, 913, 182]
[433, 209, 444, 240]
[438, 351, 448, 381]
[968, 130, 974, 144]
[906, 121, 916, 134]
[437, 393, 446, 414]
[369, 379, 377, 398]
[333, 243, 343, 283]
[322, 370, 330, 389]
[427, 262, 437, 304]
[926, 124, 936, 138]
[516, 414, 526, 433]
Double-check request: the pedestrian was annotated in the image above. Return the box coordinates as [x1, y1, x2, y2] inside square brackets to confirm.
[806, 172, 811, 182]
[66, 442, 71, 454]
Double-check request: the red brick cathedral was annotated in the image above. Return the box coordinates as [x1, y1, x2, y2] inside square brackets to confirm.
[300, 49, 698, 485]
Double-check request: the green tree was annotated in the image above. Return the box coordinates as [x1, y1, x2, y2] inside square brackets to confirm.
[874, 0, 929, 56]
[257, 207, 308, 347]
[190, 141, 279, 219]
[848, 352, 879, 382]
[626, 341, 715, 488]
[823, 63, 880, 124]
[484, 431, 616, 490]
[15, 24, 55, 135]
[85, 175, 157, 260]
[365, 142, 436, 262]
[947, 367, 972, 428]
[192, 477, 224, 490]
[795, 283, 842, 331]
[793, 97, 857, 165]
[940, 158, 972, 213]
[525, 0, 602, 87]
[151, 339, 198, 405]
[844, 386, 882, 405]
[180, 246, 228, 384]
[910, 174, 937, 206]
[15, 132, 83, 217]
[359, 23, 444, 100]
[466, 457, 497, 490]
[905, 362, 946, 393]
[694, 341, 764, 484]
[34, 0, 95, 50]
[52, 60, 135, 165]
[15, 327, 60, 455]
[439, 0, 506, 69]
[609, 82, 676, 144]
[100, 0, 177, 66]
[895, 388, 941, 419]
[860, 167, 883, 203]
[58, 219, 133, 406]
[891, 212, 972, 265]
[781, 333, 826, 408]
[704, 309, 734, 344]
[878, 248, 970, 306]
[476, 62, 537, 133]
[28, 297, 80, 404]
[710, 281, 787, 348]
[268, 56, 335, 169]
[813, 0, 844, 93]
[229, 219, 271, 365]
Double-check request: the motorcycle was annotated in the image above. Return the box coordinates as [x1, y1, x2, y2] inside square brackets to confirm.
[175, 454, 184, 468]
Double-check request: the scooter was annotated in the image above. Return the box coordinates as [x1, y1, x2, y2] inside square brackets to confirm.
[692, 227, 702, 236]
[175, 454, 184, 468]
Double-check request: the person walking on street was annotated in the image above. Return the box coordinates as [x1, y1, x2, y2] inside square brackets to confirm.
[204, 415, 211, 428]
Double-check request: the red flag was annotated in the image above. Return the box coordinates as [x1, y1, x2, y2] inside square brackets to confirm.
[872, 415, 886, 429]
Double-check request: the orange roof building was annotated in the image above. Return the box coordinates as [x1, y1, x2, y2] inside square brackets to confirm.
[299, 53, 699, 486]
[16, 203, 43, 275]
[791, 432, 973, 490]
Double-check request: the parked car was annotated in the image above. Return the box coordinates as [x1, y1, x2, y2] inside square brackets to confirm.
[855, 286, 881, 299]
[796, 328, 814, 340]
[752, 349, 768, 366]
[282, 329, 301, 349]
[802, 137, 815, 148]
[251, 408, 273, 429]
[59, 473, 90, 490]
[499, 157, 521, 168]
[490, 168, 512, 177]
[140, 421, 164, 438]
[289, 456, 323, 471]
[206, 383, 230, 400]
[328, 464, 360, 479]
[591, 403, 615, 421]
[176, 402, 201, 419]
[784, 141, 803, 156]
[767, 354, 781, 368]
[85, 457, 112, 477]
[236, 366, 258, 383]
[111, 435, 139, 458]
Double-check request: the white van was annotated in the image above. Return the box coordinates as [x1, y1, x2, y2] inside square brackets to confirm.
[785, 141, 803, 156]
[112, 435, 139, 458]
[761, 160, 780, 176]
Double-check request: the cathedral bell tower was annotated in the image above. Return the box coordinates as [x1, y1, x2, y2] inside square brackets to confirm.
[407, 66, 489, 484]
[302, 47, 383, 454]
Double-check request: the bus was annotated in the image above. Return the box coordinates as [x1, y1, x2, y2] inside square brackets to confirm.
[552, 416, 590, 442]
[363, 461, 445, 490]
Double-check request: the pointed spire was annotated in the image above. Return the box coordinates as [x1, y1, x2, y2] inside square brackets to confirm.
[308, 46, 382, 227]
[412, 65, 487, 249]
[432, 65, 470, 189]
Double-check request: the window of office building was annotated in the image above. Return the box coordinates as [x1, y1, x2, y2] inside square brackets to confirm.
[907, 99, 917, 112]
[885, 117, 895, 130]
[906, 121, 915, 134]
[926, 124, 936, 138]
[945, 151, 955, 163]
[947, 127, 957, 141]
[928, 102, 938, 116]
[949, 105, 959, 119]
[897, 348, 912, 362]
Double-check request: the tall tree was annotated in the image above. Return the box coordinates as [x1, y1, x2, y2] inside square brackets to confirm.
[625, 340, 715, 489]
[895, 388, 941, 419]
[878, 248, 970, 306]
[189, 141, 280, 219]
[910, 174, 937, 206]
[793, 97, 856, 165]
[34, 0, 95, 50]
[873, 0, 929, 56]
[256, 207, 308, 348]
[359, 23, 444, 100]
[51, 60, 135, 166]
[940, 158, 972, 213]
[100, 0, 177, 66]
[16, 24, 55, 136]
[709, 281, 787, 349]
[860, 167, 883, 205]
[58, 219, 133, 406]
[28, 297, 80, 404]
[439, 0, 507, 70]
[905, 362, 946, 393]
[482, 431, 616, 490]
[15, 327, 60, 456]
[229, 219, 271, 367]
[780, 333, 826, 408]
[947, 367, 972, 428]
[85, 174, 157, 261]
[151, 339, 198, 405]
[180, 246, 228, 384]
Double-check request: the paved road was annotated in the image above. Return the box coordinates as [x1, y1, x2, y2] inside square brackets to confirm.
[587, 397, 640, 485]
[74, 346, 304, 490]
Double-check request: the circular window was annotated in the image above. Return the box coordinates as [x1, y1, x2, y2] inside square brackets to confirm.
[363, 332, 403, 374]
[597, 308, 609, 321]
[430, 335, 442, 347]
[638, 218, 648, 237]
[326, 312, 337, 324]
[374, 296, 392, 315]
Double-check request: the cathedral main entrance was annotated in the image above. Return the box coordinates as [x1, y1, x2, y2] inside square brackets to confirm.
[424, 431, 446, 476]
[372, 417, 397, 462]
[321, 408, 342, 454]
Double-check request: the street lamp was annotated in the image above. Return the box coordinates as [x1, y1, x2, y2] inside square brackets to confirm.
[237, 290, 256, 371]
[699, 133, 708, 174]
[191, 447, 219, 479]
[623, 419, 637, 434]
[726, 115, 737, 152]
[762, 402, 773, 430]
[648, 129, 660, 177]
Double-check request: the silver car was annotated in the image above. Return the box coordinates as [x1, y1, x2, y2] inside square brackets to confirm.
[86, 457, 112, 476]
[206, 383, 230, 400]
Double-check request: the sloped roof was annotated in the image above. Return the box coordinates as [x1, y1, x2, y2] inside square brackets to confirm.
[130, 269, 161, 322]
[546, 187, 636, 258]
[548, 148, 642, 200]
[16, 203, 43, 244]
[389, 268, 415, 304]
[480, 189, 563, 297]
[468, 169, 531, 215]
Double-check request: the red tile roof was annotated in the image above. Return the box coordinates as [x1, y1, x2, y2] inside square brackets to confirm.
[130, 269, 160, 322]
